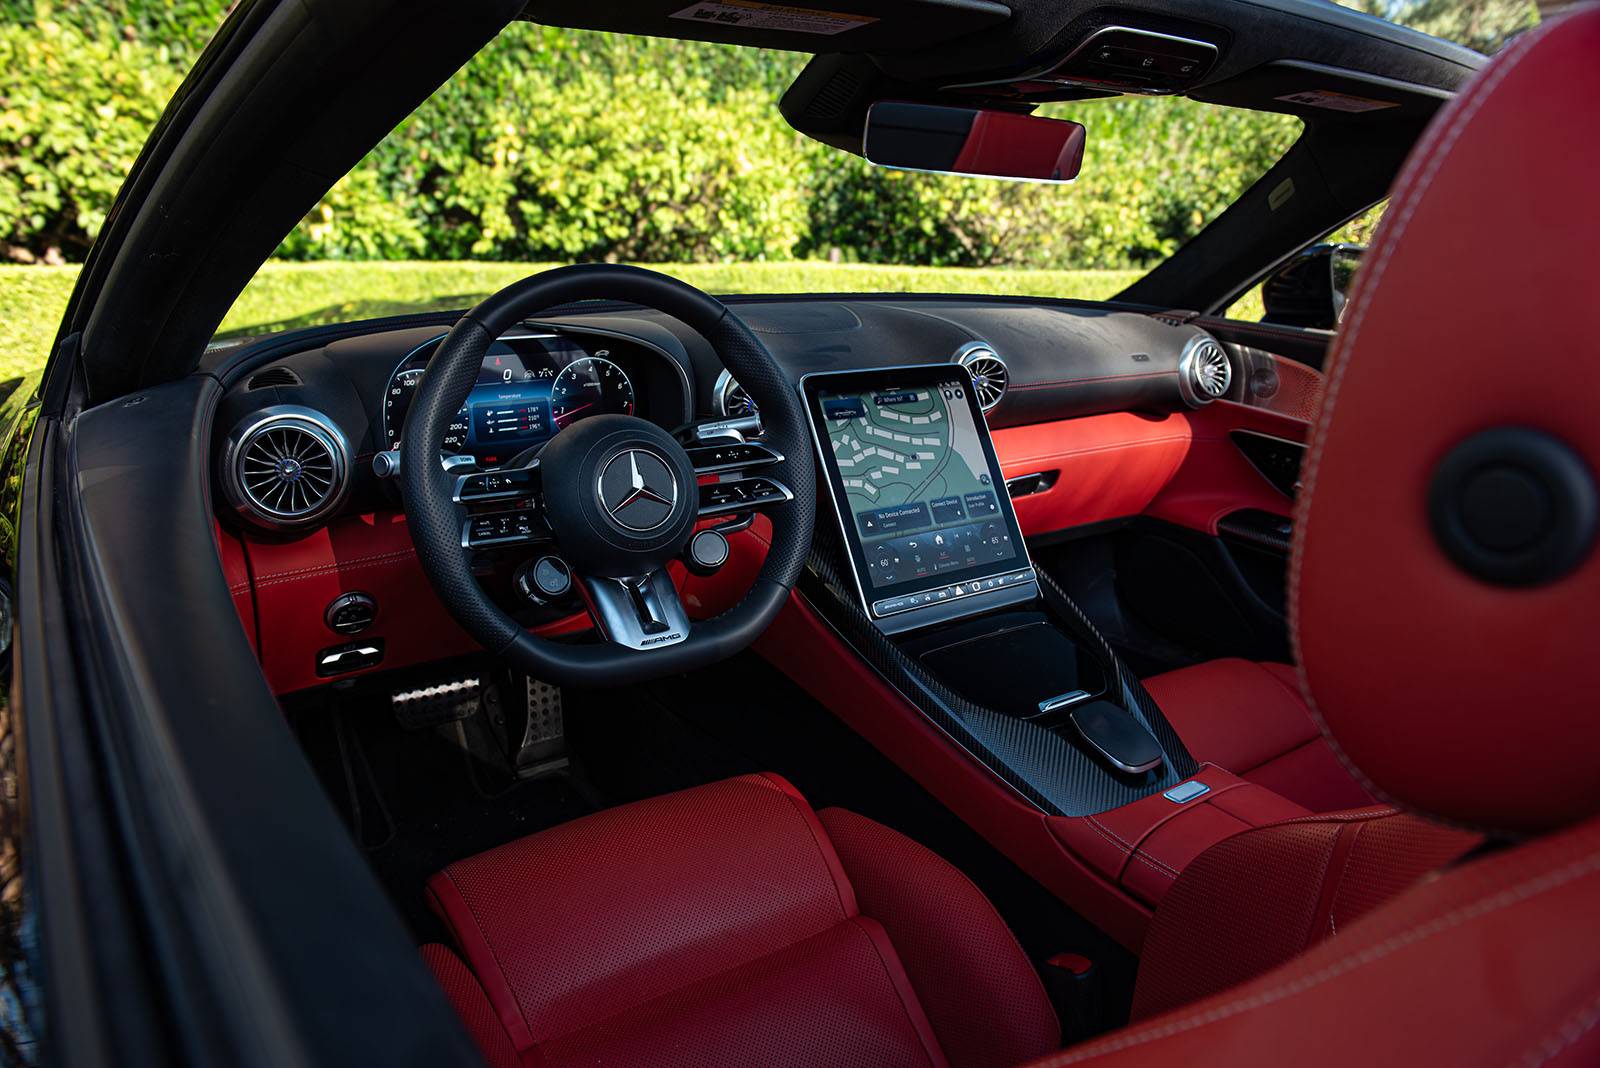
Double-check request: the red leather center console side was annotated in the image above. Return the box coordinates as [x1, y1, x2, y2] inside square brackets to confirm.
[761, 592, 1168, 950]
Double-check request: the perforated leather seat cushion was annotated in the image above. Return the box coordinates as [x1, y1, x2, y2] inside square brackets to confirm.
[422, 773, 1058, 1068]
[1141, 659, 1374, 813]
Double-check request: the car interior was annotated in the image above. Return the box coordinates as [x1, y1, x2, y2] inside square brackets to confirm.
[42, 0, 1600, 1065]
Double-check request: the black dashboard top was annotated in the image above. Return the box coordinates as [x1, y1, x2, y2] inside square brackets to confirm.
[210, 293, 1222, 533]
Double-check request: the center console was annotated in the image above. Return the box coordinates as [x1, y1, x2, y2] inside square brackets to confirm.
[801, 366, 1183, 792]
[792, 365, 1291, 947]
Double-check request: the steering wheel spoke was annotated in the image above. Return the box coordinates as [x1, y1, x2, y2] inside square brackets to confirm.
[697, 475, 795, 519]
[581, 569, 691, 651]
[685, 440, 784, 476]
[460, 508, 547, 550]
[452, 457, 542, 505]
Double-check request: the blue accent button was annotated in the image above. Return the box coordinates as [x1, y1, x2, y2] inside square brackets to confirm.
[1163, 780, 1211, 804]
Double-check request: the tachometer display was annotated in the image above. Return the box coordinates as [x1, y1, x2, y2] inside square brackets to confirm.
[550, 356, 635, 430]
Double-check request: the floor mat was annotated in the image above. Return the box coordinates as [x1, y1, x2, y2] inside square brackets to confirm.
[290, 670, 601, 941]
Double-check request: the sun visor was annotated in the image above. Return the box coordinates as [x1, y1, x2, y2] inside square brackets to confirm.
[519, 0, 1011, 54]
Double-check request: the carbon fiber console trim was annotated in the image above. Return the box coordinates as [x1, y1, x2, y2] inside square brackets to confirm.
[800, 527, 1197, 818]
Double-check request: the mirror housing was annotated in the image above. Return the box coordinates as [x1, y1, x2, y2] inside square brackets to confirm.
[863, 102, 1086, 183]
[1261, 243, 1366, 330]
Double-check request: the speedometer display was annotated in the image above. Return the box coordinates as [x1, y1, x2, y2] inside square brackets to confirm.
[382, 335, 637, 465]
[385, 367, 470, 454]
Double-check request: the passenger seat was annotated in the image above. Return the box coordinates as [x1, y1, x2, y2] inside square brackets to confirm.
[1141, 658, 1374, 813]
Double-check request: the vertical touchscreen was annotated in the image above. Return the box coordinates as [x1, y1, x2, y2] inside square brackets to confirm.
[818, 379, 1019, 590]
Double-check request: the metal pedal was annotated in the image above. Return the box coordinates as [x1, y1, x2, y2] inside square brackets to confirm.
[391, 675, 481, 730]
[515, 676, 568, 778]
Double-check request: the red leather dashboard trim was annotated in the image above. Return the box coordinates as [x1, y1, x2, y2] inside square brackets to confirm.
[235, 510, 772, 695]
[215, 522, 257, 652]
[988, 402, 1311, 541]
[992, 414, 1191, 537]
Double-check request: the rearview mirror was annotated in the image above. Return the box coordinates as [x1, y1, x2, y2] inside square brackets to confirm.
[863, 102, 1086, 183]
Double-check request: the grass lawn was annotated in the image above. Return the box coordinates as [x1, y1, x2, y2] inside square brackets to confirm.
[1, 261, 1146, 383]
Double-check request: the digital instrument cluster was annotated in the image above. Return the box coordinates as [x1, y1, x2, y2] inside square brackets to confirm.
[383, 332, 637, 466]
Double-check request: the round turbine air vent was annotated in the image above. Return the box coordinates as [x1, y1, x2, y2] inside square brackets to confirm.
[1178, 334, 1233, 406]
[954, 343, 1008, 412]
[221, 406, 350, 530]
[714, 369, 758, 418]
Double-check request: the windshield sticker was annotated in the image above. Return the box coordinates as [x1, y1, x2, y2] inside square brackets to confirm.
[1275, 89, 1399, 113]
[669, 1, 878, 35]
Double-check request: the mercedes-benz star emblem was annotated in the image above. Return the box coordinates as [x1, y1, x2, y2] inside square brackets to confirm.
[598, 448, 679, 532]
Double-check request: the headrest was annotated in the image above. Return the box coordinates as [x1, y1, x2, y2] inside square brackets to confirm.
[1291, 8, 1600, 836]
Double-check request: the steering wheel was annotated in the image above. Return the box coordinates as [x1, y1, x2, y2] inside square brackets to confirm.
[401, 264, 815, 687]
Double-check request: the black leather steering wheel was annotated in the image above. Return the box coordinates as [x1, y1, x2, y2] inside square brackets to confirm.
[401, 264, 815, 687]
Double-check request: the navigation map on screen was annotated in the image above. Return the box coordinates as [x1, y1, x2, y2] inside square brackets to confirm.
[819, 380, 1019, 590]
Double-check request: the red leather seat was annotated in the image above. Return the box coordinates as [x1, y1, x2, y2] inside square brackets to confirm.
[1042, 9, 1600, 1063]
[1140, 658, 1374, 813]
[422, 11, 1600, 1065]
[421, 773, 1060, 1068]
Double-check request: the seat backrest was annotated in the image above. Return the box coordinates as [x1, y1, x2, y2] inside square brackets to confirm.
[1031, 8, 1600, 1064]
[1040, 812, 1600, 1066]
[1129, 808, 1477, 1019]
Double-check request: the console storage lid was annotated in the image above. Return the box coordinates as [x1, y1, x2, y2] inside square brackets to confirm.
[1048, 764, 1309, 909]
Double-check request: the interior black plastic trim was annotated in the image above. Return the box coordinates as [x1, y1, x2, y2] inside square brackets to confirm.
[60, 374, 483, 1066]
[800, 524, 1197, 817]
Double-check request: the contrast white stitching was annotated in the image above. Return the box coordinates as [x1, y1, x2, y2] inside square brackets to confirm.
[1046, 842, 1600, 1064]
[1513, 988, 1600, 1068]
[1285, 20, 1553, 814]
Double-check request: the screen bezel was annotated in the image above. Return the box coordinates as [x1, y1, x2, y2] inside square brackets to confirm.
[801, 364, 1032, 616]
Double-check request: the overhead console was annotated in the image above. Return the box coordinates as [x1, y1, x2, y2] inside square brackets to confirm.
[950, 23, 1223, 97]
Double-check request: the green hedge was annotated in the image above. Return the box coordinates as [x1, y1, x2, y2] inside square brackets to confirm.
[0, 261, 1146, 381]
[0, 5, 1303, 270]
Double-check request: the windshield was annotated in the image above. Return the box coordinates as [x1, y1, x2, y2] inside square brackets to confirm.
[215, 23, 1301, 338]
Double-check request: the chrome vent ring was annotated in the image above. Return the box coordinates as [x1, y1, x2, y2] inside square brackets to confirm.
[222, 406, 351, 530]
[1178, 334, 1233, 406]
[714, 369, 758, 418]
[954, 343, 1009, 412]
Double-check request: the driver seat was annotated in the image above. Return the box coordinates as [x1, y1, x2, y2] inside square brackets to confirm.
[420, 772, 1060, 1068]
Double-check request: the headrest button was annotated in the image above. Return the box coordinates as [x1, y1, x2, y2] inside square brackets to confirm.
[1429, 427, 1597, 587]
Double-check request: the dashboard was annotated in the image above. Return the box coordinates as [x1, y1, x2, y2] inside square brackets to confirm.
[210, 296, 1254, 537]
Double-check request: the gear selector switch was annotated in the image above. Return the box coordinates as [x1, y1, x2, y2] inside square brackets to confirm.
[1069, 700, 1164, 774]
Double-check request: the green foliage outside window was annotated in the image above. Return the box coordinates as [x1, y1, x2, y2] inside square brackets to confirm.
[0, 0, 1537, 274]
